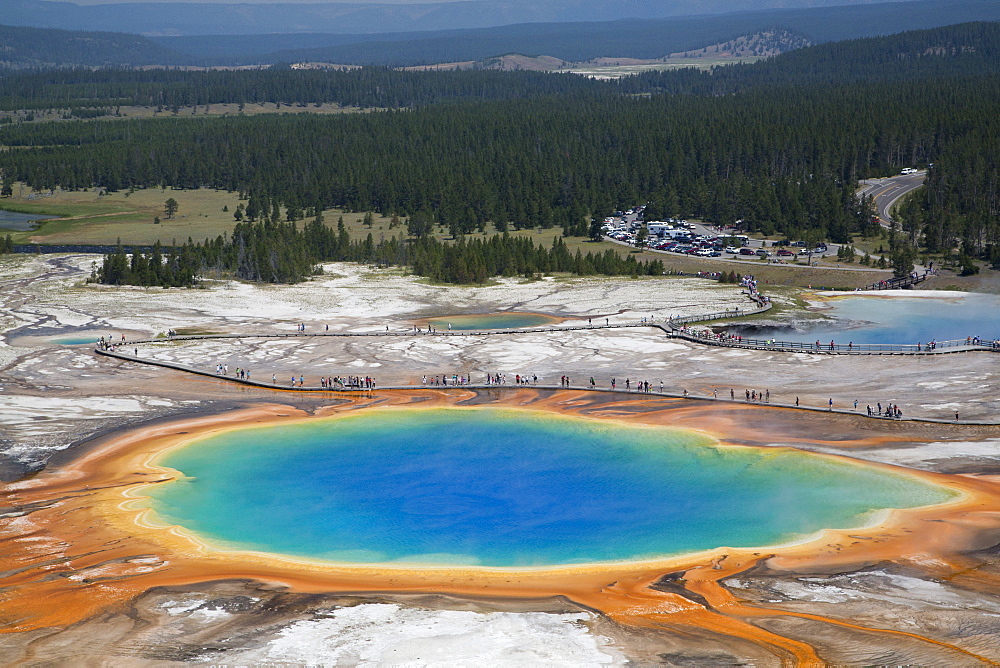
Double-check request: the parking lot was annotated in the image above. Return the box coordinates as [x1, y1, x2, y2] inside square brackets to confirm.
[601, 208, 830, 264]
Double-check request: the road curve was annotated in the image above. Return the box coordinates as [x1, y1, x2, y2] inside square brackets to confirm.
[857, 171, 926, 224]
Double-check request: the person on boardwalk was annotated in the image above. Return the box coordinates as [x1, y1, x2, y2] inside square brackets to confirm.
[828, 398, 833, 410]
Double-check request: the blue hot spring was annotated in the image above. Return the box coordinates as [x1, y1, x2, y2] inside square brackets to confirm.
[425, 313, 557, 330]
[768, 293, 1000, 345]
[144, 408, 953, 567]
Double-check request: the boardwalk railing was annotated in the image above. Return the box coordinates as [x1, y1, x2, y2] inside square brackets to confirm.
[666, 295, 772, 328]
[671, 333, 998, 354]
[863, 273, 928, 291]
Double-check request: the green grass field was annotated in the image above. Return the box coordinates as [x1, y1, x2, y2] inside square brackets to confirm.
[561, 56, 765, 79]
[2, 186, 244, 245]
[0, 103, 371, 126]
[2, 185, 892, 288]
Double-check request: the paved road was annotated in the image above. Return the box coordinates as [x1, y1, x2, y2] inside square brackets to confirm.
[857, 171, 927, 224]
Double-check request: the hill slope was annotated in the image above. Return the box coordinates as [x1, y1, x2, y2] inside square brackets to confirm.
[1, 0, 998, 69]
[189, 0, 1000, 66]
[3, 0, 916, 37]
[0, 24, 189, 68]
[619, 21, 1000, 93]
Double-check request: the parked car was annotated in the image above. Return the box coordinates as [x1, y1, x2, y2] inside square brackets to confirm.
[724, 246, 739, 254]
[777, 249, 795, 257]
[738, 248, 757, 256]
[756, 249, 771, 258]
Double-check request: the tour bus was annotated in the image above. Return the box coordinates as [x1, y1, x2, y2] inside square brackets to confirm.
[646, 222, 675, 236]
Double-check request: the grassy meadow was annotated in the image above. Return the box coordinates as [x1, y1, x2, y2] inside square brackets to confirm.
[2, 186, 243, 245]
[561, 56, 765, 79]
[0, 103, 370, 126]
[2, 184, 891, 288]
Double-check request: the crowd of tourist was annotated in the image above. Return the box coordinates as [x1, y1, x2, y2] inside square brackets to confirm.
[95, 313, 986, 424]
[867, 402, 903, 418]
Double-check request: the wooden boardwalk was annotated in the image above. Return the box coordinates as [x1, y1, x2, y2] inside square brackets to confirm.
[862, 273, 928, 290]
[93, 345, 996, 425]
[93, 292, 996, 425]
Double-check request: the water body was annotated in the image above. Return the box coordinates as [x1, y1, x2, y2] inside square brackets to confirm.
[425, 313, 559, 330]
[145, 409, 953, 567]
[0, 209, 55, 231]
[52, 335, 102, 345]
[746, 293, 1000, 345]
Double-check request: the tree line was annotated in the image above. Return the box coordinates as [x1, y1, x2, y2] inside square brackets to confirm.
[4, 22, 997, 114]
[618, 22, 1000, 96]
[1, 79, 953, 242]
[93, 218, 666, 286]
[0, 67, 602, 112]
[5, 21, 1000, 265]
[4, 21, 998, 113]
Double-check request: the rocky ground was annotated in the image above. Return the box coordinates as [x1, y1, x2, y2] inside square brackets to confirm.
[1, 253, 999, 666]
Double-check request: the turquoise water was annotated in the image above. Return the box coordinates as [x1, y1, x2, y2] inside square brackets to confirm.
[53, 335, 102, 345]
[146, 408, 953, 567]
[755, 293, 1000, 345]
[426, 313, 557, 330]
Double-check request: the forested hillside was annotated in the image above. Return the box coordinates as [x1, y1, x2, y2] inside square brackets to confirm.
[0, 0, 961, 40]
[0, 25, 189, 69]
[163, 0, 1000, 66]
[621, 22, 1000, 93]
[2, 22, 999, 281]
[0, 68, 602, 112]
[3, 22, 997, 113]
[2, 0, 999, 68]
[4, 76, 993, 242]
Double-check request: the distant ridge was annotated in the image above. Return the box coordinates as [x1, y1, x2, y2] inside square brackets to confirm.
[2, 0, 918, 37]
[234, 0, 1000, 66]
[0, 24, 189, 68]
[399, 30, 811, 72]
[1, 0, 999, 69]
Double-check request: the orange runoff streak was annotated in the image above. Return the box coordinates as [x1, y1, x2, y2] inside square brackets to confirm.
[683, 556, 1000, 666]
